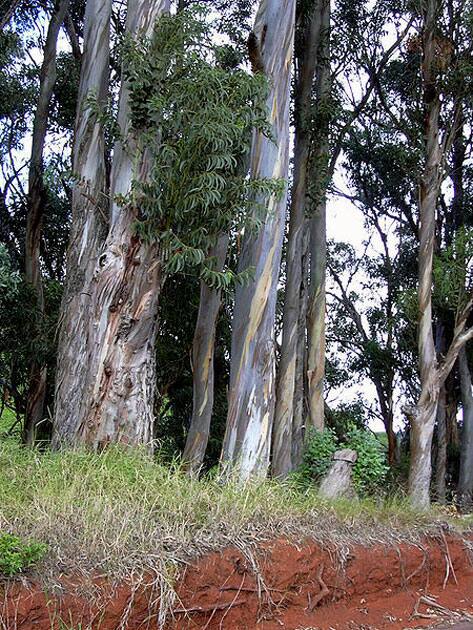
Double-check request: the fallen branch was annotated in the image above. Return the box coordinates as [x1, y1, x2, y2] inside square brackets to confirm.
[411, 594, 453, 620]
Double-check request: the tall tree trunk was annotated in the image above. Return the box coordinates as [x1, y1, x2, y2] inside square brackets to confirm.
[458, 347, 473, 510]
[53, 0, 111, 447]
[183, 235, 228, 476]
[74, 0, 170, 449]
[434, 382, 447, 503]
[221, 0, 295, 480]
[54, 0, 170, 449]
[306, 0, 330, 431]
[23, 0, 70, 445]
[292, 224, 310, 468]
[272, 0, 323, 478]
[407, 0, 442, 508]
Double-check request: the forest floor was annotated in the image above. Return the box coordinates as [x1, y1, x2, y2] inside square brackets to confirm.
[1, 439, 473, 629]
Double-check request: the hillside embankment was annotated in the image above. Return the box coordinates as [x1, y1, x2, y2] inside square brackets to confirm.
[2, 534, 473, 629]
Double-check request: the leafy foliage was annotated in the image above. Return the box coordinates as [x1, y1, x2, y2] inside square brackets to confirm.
[121, 5, 282, 287]
[0, 243, 20, 297]
[296, 424, 388, 496]
[344, 425, 389, 495]
[0, 532, 46, 576]
[295, 428, 338, 482]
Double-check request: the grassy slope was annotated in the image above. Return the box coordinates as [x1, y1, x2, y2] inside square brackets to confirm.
[1, 437, 471, 587]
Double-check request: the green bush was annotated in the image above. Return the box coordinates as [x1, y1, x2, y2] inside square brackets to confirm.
[296, 425, 388, 496]
[344, 425, 389, 495]
[0, 533, 47, 576]
[295, 428, 338, 483]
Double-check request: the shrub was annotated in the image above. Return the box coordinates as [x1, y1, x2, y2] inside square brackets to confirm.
[296, 425, 388, 496]
[0, 532, 47, 576]
[343, 425, 389, 495]
[295, 428, 338, 484]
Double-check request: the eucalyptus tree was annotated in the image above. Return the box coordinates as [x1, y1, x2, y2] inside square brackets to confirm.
[53, 0, 111, 447]
[53, 5, 273, 448]
[272, 0, 325, 478]
[405, 0, 473, 508]
[221, 0, 296, 480]
[458, 347, 473, 509]
[23, 0, 71, 444]
[182, 234, 228, 476]
[272, 0, 411, 475]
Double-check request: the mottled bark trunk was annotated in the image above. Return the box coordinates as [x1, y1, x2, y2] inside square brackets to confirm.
[53, 0, 111, 447]
[221, 0, 295, 480]
[306, 0, 330, 432]
[408, 399, 438, 508]
[54, 0, 170, 449]
[434, 383, 447, 503]
[292, 224, 310, 468]
[24, 0, 70, 445]
[458, 347, 473, 510]
[307, 198, 326, 431]
[77, 0, 169, 448]
[272, 0, 323, 477]
[407, 0, 441, 508]
[77, 221, 163, 448]
[183, 235, 228, 476]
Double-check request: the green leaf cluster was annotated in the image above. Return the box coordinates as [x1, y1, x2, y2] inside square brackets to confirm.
[295, 424, 388, 496]
[0, 533, 47, 576]
[433, 227, 473, 311]
[0, 243, 20, 298]
[120, 5, 282, 287]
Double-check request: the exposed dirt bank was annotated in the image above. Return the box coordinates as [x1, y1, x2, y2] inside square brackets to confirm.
[2, 533, 473, 629]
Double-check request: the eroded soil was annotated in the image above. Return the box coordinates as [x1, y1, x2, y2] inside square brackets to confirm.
[2, 533, 473, 629]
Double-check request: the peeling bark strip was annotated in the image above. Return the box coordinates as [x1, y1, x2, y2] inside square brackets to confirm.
[53, 0, 111, 448]
[24, 0, 71, 445]
[221, 0, 295, 480]
[183, 235, 228, 476]
[272, 0, 324, 478]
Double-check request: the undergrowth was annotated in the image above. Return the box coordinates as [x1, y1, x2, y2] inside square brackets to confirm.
[0, 440, 469, 584]
[0, 532, 46, 576]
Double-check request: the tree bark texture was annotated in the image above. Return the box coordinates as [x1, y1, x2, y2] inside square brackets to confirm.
[75, 0, 170, 449]
[458, 347, 473, 510]
[272, 0, 323, 478]
[306, 0, 330, 432]
[221, 0, 295, 480]
[53, 0, 111, 447]
[407, 0, 442, 509]
[183, 235, 228, 476]
[24, 0, 70, 445]
[292, 224, 310, 469]
[434, 382, 447, 503]
[54, 0, 170, 449]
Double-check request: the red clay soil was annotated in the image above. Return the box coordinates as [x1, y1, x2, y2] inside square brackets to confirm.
[2, 534, 473, 629]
